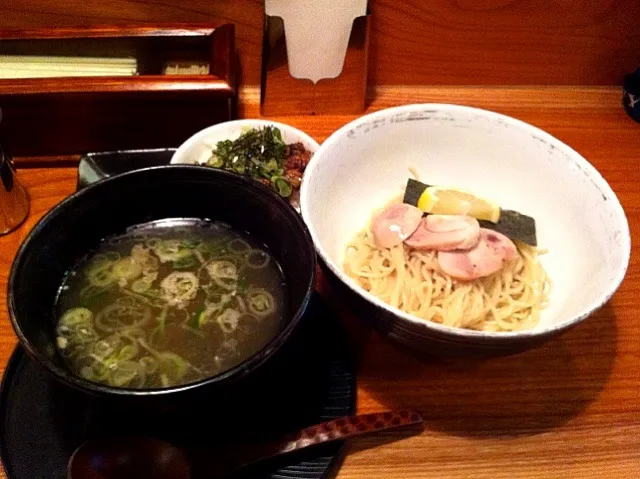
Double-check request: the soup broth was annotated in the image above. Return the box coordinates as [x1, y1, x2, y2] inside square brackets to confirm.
[54, 219, 286, 389]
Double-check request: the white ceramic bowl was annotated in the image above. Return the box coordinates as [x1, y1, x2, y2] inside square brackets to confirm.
[171, 119, 320, 166]
[301, 104, 631, 356]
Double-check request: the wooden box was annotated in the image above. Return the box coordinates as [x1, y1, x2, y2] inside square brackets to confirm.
[0, 24, 236, 159]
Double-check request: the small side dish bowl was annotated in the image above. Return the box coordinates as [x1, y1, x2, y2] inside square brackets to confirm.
[171, 119, 320, 167]
[171, 119, 320, 210]
[8, 165, 316, 400]
[301, 104, 630, 356]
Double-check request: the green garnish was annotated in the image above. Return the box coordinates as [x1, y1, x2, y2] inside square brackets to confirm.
[206, 126, 294, 197]
[157, 306, 168, 336]
[273, 177, 292, 197]
[189, 306, 205, 329]
[237, 276, 248, 293]
[173, 255, 197, 269]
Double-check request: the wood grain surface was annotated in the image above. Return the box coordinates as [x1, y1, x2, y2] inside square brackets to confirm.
[0, 86, 638, 478]
[2, 0, 639, 86]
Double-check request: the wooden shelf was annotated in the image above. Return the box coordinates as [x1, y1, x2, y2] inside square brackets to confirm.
[0, 24, 236, 157]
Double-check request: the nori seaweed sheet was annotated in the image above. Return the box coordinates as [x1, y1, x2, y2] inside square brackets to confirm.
[402, 179, 537, 246]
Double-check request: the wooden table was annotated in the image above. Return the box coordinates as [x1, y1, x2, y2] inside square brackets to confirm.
[1, 87, 639, 478]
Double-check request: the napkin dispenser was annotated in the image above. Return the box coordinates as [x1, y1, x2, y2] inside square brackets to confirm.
[261, 0, 370, 116]
[0, 24, 236, 159]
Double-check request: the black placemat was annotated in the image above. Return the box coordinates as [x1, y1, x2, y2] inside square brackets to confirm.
[1, 148, 357, 479]
[0, 294, 356, 479]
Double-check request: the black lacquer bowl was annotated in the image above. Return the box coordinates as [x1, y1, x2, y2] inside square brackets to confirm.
[7, 165, 316, 404]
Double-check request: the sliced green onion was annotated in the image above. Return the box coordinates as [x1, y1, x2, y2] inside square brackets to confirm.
[217, 308, 240, 334]
[247, 288, 276, 317]
[88, 268, 116, 287]
[173, 255, 198, 269]
[227, 239, 251, 255]
[189, 306, 205, 329]
[94, 299, 152, 333]
[112, 257, 142, 283]
[131, 278, 152, 293]
[139, 356, 158, 375]
[118, 344, 138, 361]
[59, 308, 94, 328]
[160, 272, 199, 306]
[158, 352, 189, 383]
[246, 249, 270, 269]
[273, 177, 292, 197]
[109, 360, 140, 387]
[207, 154, 224, 168]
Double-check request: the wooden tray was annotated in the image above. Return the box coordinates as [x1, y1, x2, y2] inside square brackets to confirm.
[0, 25, 236, 158]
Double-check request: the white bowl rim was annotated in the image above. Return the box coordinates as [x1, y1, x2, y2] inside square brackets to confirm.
[170, 119, 321, 164]
[300, 103, 631, 340]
